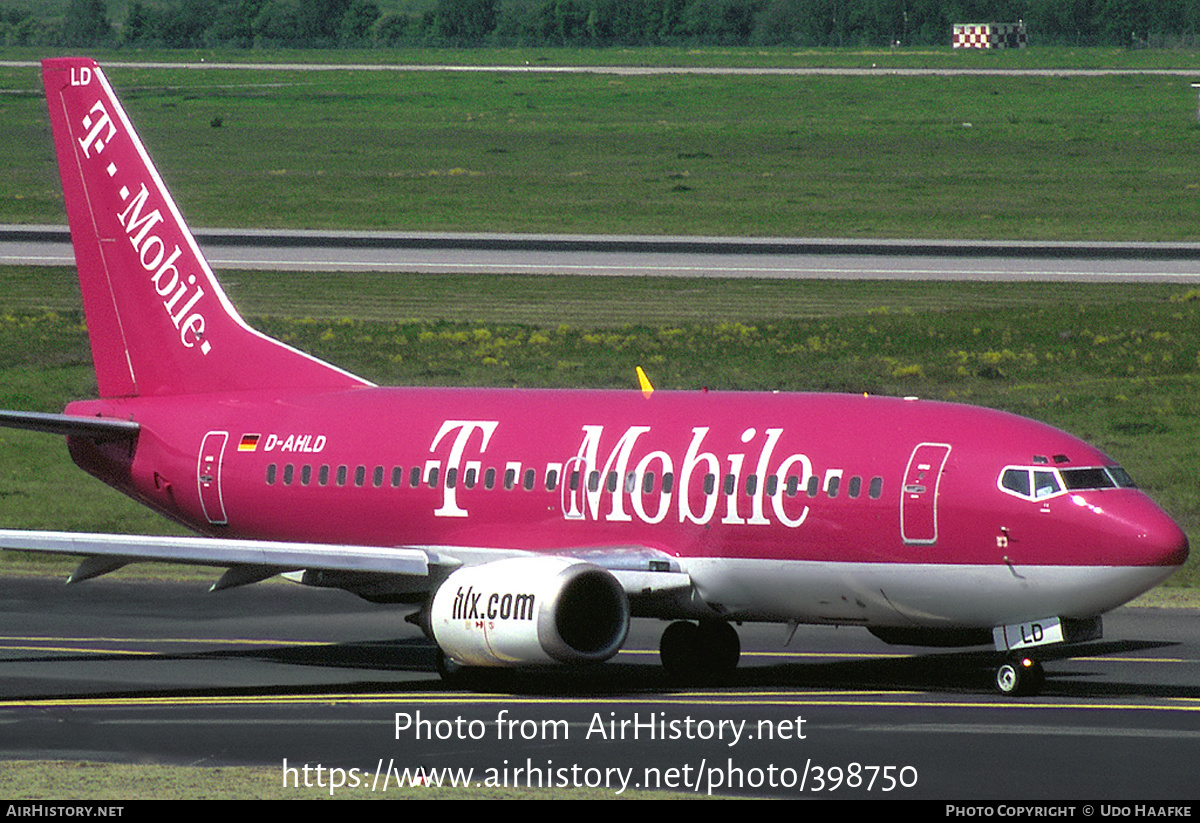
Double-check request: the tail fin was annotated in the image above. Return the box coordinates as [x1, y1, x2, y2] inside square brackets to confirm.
[42, 58, 370, 398]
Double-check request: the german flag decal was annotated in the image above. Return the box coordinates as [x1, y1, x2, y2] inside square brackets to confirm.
[238, 433, 261, 452]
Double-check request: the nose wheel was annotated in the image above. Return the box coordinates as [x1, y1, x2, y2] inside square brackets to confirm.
[995, 656, 1045, 696]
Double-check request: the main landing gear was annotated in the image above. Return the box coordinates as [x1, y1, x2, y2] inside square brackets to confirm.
[659, 620, 741, 678]
[994, 655, 1045, 697]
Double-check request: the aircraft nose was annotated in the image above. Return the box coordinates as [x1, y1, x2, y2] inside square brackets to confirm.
[1147, 513, 1189, 568]
[1113, 494, 1189, 567]
[1068, 491, 1188, 567]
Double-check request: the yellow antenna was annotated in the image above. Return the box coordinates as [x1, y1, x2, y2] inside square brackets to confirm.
[636, 366, 654, 398]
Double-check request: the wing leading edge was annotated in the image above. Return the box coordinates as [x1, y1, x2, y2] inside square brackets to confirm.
[0, 528, 692, 606]
[0, 528, 441, 590]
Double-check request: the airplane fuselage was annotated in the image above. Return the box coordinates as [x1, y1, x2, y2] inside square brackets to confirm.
[64, 387, 1186, 629]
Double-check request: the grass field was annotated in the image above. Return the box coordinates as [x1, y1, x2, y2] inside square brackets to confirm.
[19, 43, 1200, 68]
[3, 51, 1200, 239]
[0, 760, 690, 800]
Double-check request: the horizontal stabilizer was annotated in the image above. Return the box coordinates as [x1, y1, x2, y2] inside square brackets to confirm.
[0, 410, 139, 441]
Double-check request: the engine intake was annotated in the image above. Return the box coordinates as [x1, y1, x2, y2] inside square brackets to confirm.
[430, 556, 629, 667]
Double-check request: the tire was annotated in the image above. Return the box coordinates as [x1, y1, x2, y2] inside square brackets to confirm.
[995, 657, 1044, 696]
[699, 620, 741, 673]
[659, 621, 701, 677]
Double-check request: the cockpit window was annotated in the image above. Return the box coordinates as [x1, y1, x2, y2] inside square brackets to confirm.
[1001, 468, 1031, 497]
[1033, 470, 1061, 499]
[1060, 468, 1115, 491]
[1106, 466, 1137, 488]
[998, 464, 1134, 501]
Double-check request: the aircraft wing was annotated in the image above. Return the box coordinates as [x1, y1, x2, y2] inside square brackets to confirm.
[0, 529, 691, 604]
[0, 529, 444, 591]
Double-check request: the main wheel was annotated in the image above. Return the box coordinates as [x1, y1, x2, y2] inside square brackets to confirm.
[659, 620, 701, 676]
[995, 657, 1045, 696]
[660, 620, 741, 678]
[699, 619, 741, 673]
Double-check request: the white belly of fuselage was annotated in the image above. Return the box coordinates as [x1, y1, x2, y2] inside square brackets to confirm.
[680, 557, 1175, 627]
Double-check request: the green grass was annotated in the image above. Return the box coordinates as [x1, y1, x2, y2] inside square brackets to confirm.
[3, 56, 1200, 239]
[0, 760, 691, 799]
[17, 44, 1200, 69]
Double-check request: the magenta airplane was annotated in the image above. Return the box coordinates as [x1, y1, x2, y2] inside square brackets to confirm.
[0, 58, 1187, 696]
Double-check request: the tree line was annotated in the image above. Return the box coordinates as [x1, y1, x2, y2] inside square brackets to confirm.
[7, 0, 1200, 49]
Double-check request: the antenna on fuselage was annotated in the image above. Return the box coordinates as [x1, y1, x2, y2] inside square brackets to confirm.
[635, 366, 654, 398]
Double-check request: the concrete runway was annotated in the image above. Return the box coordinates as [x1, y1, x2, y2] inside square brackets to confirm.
[6, 59, 1200, 78]
[1, 575, 1198, 798]
[5, 227, 1200, 281]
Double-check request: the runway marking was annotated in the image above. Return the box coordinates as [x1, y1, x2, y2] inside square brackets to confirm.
[10, 252, 1199, 281]
[4, 691, 1200, 713]
[0, 255, 72, 263]
[0, 634, 329, 655]
[33, 718, 1200, 740]
[0, 634, 327, 645]
[868, 723, 1200, 738]
[620, 648, 909, 660]
[201, 259, 1200, 281]
[623, 648, 1198, 664]
[4, 637, 1191, 664]
[0, 644, 157, 656]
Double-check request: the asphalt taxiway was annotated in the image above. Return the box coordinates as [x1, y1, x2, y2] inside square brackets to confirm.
[1, 575, 1198, 798]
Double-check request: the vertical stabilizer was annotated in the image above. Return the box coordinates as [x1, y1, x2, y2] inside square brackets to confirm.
[42, 58, 370, 398]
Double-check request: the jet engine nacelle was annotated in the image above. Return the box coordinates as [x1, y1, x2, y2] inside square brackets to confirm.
[429, 556, 630, 667]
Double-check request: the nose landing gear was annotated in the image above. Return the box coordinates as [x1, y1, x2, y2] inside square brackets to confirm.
[995, 655, 1045, 696]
